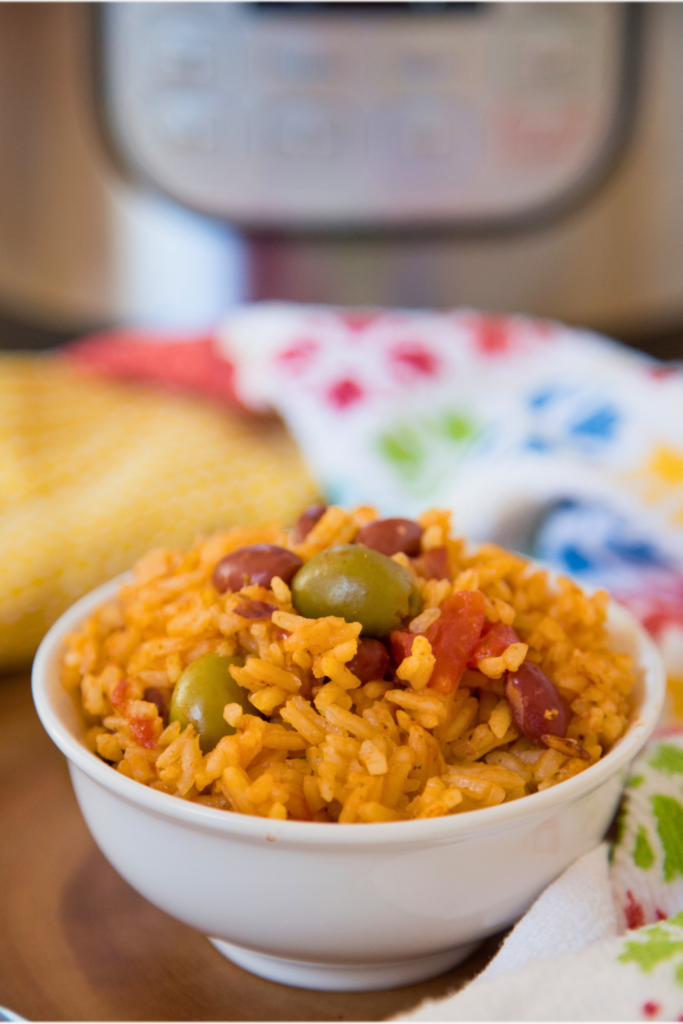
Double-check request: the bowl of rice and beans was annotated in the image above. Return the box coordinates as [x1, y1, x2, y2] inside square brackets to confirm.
[33, 505, 664, 991]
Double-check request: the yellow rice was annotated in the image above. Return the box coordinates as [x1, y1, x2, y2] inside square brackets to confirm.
[61, 506, 636, 823]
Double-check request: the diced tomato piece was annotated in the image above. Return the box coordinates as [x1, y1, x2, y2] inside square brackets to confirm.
[111, 679, 129, 710]
[426, 590, 486, 694]
[468, 622, 520, 667]
[390, 629, 416, 666]
[129, 716, 158, 750]
[411, 546, 452, 581]
[390, 591, 486, 694]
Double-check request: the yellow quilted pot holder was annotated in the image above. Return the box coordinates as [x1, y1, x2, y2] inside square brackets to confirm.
[0, 354, 317, 668]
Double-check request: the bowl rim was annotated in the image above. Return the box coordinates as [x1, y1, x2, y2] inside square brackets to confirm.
[32, 573, 666, 847]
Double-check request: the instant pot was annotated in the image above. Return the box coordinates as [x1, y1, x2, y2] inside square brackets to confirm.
[1, 2, 682, 354]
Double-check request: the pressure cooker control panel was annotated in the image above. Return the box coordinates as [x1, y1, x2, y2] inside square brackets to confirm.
[100, 3, 634, 229]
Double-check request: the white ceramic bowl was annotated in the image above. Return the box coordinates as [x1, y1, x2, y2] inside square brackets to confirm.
[32, 576, 665, 992]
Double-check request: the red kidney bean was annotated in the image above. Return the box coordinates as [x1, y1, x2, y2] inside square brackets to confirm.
[213, 545, 303, 593]
[356, 518, 423, 557]
[347, 638, 391, 684]
[411, 545, 451, 581]
[143, 686, 170, 719]
[293, 504, 327, 543]
[505, 662, 567, 745]
[233, 600, 277, 620]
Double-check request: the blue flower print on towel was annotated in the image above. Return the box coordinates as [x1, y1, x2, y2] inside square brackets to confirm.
[524, 385, 621, 458]
[531, 499, 673, 588]
[529, 498, 683, 637]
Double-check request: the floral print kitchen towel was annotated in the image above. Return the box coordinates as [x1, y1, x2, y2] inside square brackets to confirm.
[218, 303, 683, 720]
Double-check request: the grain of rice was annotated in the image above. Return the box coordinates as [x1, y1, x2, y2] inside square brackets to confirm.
[478, 643, 528, 679]
[395, 636, 436, 690]
[409, 607, 441, 633]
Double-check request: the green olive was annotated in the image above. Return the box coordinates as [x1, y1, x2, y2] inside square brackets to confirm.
[291, 544, 422, 637]
[169, 653, 249, 754]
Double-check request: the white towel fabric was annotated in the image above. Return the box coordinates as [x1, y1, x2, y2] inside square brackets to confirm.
[402, 924, 683, 1022]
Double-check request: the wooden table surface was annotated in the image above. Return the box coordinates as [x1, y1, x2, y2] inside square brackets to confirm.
[0, 671, 503, 1022]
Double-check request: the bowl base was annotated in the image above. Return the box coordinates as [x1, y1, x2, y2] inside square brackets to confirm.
[208, 937, 481, 991]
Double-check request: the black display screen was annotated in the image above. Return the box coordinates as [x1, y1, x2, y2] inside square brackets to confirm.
[251, 3, 485, 17]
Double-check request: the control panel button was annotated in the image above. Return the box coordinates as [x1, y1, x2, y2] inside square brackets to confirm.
[154, 92, 216, 151]
[497, 104, 581, 163]
[251, 98, 361, 173]
[514, 34, 578, 86]
[503, 20, 584, 91]
[376, 30, 484, 94]
[392, 46, 453, 88]
[270, 42, 341, 86]
[278, 106, 334, 159]
[371, 98, 481, 188]
[252, 28, 354, 88]
[156, 34, 214, 85]
[399, 109, 452, 159]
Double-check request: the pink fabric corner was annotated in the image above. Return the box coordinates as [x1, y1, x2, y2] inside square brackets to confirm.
[64, 329, 247, 411]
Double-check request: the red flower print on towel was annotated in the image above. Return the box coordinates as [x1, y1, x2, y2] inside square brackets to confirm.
[339, 311, 380, 334]
[389, 342, 440, 382]
[649, 366, 679, 382]
[469, 315, 516, 356]
[616, 579, 683, 639]
[276, 338, 319, 374]
[464, 314, 555, 357]
[328, 378, 364, 409]
[625, 890, 647, 930]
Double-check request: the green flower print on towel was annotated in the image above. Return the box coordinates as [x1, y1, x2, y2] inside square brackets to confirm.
[633, 826, 656, 871]
[439, 412, 474, 442]
[377, 409, 480, 489]
[377, 425, 423, 477]
[650, 746, 683, 776]
[619, 915, 683, 987]
[651, 796, 683, 882]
